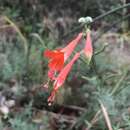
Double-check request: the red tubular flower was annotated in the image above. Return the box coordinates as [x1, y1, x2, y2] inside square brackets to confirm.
[48, 52, 80, 103]
[62, 33, 83, 61]
[84, 30, 93, 63]
[44, 33, 83, 72]
[44, 50, 64, 71]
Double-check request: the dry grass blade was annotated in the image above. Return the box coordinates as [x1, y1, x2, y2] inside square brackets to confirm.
[3, 16, 28, 55]
[30, 33, 47, 48]
[100, 101, 113, 130]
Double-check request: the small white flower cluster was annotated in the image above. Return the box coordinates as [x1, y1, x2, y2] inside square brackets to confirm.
[0, 94, 15, 118]
[78, 16, 93, 24]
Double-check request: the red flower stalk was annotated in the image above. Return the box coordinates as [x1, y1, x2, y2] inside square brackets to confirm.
[48, 52, 80, 103]
[44, 33, 83, 72]
[84, 30, 93, 63]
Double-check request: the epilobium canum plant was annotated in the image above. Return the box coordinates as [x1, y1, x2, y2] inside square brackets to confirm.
[44, 17, 93, 104]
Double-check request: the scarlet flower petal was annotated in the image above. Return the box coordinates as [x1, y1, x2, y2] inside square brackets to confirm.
[44, 49, 64, 71]
[44, 50, 63, 59]
[48, 90, 56, 104]
[62, 33, 83, 61]
[44, 33, 82, 74]
[84, 31, 93, 62]
[53, 52, 80, 91]
[48, 54, 64, 71]
[44, 50, 56, 58]
[47, 52, 80, 103]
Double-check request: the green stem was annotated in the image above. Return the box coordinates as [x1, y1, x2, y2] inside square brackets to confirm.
[91, 56, 104, 87]
[94, 43, 108, 55]
[62, 3, 130, 39]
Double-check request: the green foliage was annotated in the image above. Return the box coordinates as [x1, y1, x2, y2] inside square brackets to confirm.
[0, 39, 26, 81]
[8, 103, 37, 130]
[0, 1, 130, 130]
[10, 119, 37, 130]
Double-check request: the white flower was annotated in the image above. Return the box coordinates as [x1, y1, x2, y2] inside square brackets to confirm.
[78, 16, 93, 24]
[78, 17, 86, 23]
[85, 16, 93, 23]
[0, 105, 9, 115]
[5, 100, 15, 108]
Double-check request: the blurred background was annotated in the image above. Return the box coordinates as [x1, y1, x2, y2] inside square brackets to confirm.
[0, 0, 130, 130]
